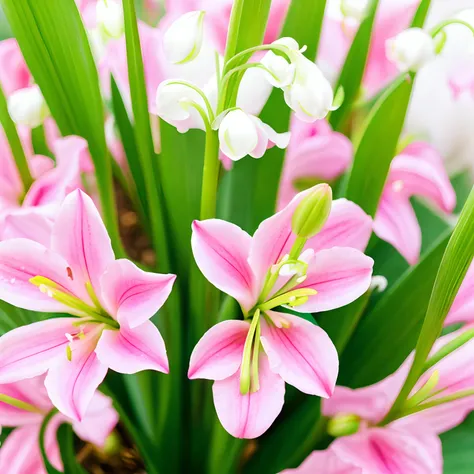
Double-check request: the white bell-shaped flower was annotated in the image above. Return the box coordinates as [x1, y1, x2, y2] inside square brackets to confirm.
[386, 28, 436, 72]
[8, 85, 50, 128]
[163, 11, 206, 65]
[96, 0, 124, 39]
[217, 109, 290, 161]
[156, 80, 209, 133]
[284, 55, 334, 123]
[340, 0, 370, 21]
[261, 51, 296, 88]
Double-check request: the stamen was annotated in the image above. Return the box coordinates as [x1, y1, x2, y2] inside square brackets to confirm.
[67, 267, 74, 280]
[66, 344, 72, 361]
[240, 310, 261, 395]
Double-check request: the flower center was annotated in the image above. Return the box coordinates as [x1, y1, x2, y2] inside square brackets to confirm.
[29, 274, 119, 330]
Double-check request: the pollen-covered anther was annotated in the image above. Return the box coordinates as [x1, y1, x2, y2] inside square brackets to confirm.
[38, 284, 54, 298]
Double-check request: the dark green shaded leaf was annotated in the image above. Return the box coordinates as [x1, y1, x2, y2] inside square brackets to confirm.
[442, 412, 474, 473]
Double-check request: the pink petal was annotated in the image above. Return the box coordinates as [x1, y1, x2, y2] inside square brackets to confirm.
[188, 320, 249, 381]
[212, 354, 285, 439]
[45, 329, 108, 421]
[0, 38, 31, 96]
[248, 191, 305, 284]
[278, 120, 352, 209]
[0, 378, 49, 426]
[191, 219, 256, 310]
[389, 142, 456, 213]
[261, 312, 338, 398]
[295, 247, 374, 313]
[100, 259, 176, 328]
[1, 210, 53, 247]
[0, 424, 62, 474]
[95, 321, 169, 374]
[72, 391, 119, 447]
[0, 318, 76, 383]
[331, 426, 442, 474]
[51, 189, 115, 301]
[373, 191, 421, 265]
[306, 199, 373, 252]
[0, 238, 75, 312]
[446, 263, 474, 325]
[281, 449, 362, 474]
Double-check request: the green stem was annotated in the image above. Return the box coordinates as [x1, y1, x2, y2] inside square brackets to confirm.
[0, 393, 43, 413]
[383, 388, 474, 424]
[423, 327, 474, 373]
[166, 80, 215, 122]
[431, 19, 474, 38]
[223, 0, 246, 64]
[224, 44, 292, 74]
[288, 236, 307, 260]
[200, 129, 221, 220]
[0, 83, 33, 194]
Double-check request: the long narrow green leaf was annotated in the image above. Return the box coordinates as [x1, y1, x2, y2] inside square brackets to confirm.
[339, 231, 450, 387]
[0, 83, 32, 190]
[410, 0, 432, 28]
[222, 0, 328, 232]
[442, 413, 474, 473]
[328, 0, 379, 131]
[343, 75, 413, 217]
[385, 187, 474, 419]
[0, 0, 123, 254]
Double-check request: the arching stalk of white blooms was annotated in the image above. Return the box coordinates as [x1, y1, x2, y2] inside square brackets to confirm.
[163, 11, 206, 65]
[216, 109, 290, 161]
[386, 28, 436, 73]
[7, 85, 50, 128]
[261, 38, 335, 122]
[340, 0, 370, 22]
[96, 0, 124, 39]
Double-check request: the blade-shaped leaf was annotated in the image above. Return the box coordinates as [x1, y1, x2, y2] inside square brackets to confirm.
[442, 413, 474, 474]
[343, 74, 413, 217]
[386, 186, 474, 416]
[329, 0, 380, 132]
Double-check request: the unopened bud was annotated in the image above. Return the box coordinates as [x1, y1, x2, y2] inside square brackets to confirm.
[292, 184, 332, 238]
[327, 413, 361, 438]
[8, 85, 49, 128]
[96, 0, 124, 39]
[163, 11, 205, 64]
[386, 28, 435, 73]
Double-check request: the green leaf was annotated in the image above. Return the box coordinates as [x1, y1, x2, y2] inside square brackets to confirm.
[343, 75, 413, 217]
[328, 0, 379, 132]
[385, 186, 474, 417]
[110, 75, 148, 223]
[221, 0, 328, 232]
[0, 0, 123, 255]
[442, 412, 474, 473]
[31, 125, 54, 159]
[339, 231, 450, 388]
[0, 83, 32, 190]
[39, 409, 87, 474]
[410, 0, 432, 28]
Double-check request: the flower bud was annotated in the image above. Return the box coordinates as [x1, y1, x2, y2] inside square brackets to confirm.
[96, 0, 124, 39]
[156, 80, 208, 133]
[292, 184, 332, 238]
[386, 28, 435, 72]
[217, 109, 290, 161]
[163, 11, 205, 64]
[327, 414, 361, 438]
[261, 52, 295, 88]
[341, 0, 370, 21]
[283, 56, 334, 122]
[8, 85, 49, 128]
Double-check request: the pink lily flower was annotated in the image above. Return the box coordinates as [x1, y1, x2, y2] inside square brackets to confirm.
[0, 375, 118, 474]
[0, 189, 175, 421]
[321, 328, 474, 473]
[373, 141, 456, 265]
[281, 449, 362, 473]
[0, 38, 31, 96]
[188, 185, 374, 438]
[278, 119, 353, 210]
[0, 135, 96, 245]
